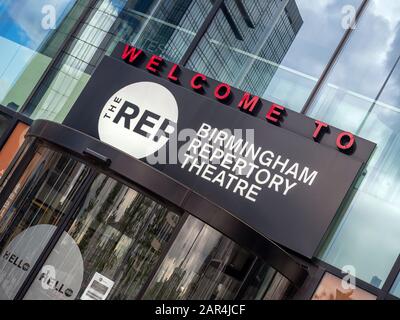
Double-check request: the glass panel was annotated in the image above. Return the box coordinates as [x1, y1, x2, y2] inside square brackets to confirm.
[0, 147, 91, 300]
[307, 2, 400, 288]
[186, 0, 362, 111]
[0, 0, 82, 110]
[143, 215, 294, 300]
[24, 172, 181, 300]
[24, 0, 213, 121]
[390, 273, 400, 298]
[312, 273, 376, 300]
[238, 261, 294, 300]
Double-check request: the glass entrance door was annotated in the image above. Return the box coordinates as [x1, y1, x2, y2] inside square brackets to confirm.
[0, 142, 297, 300]
[24, 172, 180, 300]
[0, 146, 92, 299]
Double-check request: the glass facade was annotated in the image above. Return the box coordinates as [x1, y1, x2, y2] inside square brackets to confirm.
[0, 0, 82, 110]
[23, 0, 213, 121]
[3, 0, 365, 119]
[186, 0, 303, 98]
[187, 0, 362, 111]
[309, 1, 400, 288]
[0, 0, 400, 299]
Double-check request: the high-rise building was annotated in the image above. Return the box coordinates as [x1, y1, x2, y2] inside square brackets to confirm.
[187, 0, 303, 96]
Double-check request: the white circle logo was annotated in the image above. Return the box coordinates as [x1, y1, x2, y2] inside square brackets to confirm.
[0, 225, 84, 300]
[98, 82, 178, 159]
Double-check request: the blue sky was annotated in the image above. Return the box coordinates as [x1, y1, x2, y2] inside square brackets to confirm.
[0, 2, 30, 48]
[0, 0, 76, 102]
[0, 0, 76, 50]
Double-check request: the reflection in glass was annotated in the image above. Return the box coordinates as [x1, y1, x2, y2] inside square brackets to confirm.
[24, 173, 181, 300]
[24, 0, 212, 121]
[143, 216, 294, 300]
[0, 0, 81, 109]
[307, 1, 400, 288]
[0, 147, 91, 299]
[238, 260, 294, 300]
[187, 0, 362, 111]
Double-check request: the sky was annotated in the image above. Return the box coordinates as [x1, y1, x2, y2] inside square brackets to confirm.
[0, 0, 76, 102]
[0, 0, 75, 49]
[279, 0, 363, 78]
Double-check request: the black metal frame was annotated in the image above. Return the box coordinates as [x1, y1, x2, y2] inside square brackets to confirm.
[0, 106, 32, 150]
[13, 0, 371, 117]
[0, 120, 309, 300]
[12, 0, 373, 117]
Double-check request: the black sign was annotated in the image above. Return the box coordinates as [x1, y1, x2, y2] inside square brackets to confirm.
[64, 45, 375, 258]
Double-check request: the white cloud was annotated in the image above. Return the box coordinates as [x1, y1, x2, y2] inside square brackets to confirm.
[370, 0, 400, 30]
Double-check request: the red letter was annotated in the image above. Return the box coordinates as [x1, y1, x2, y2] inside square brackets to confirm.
[191, 73, 207, 91]
[313, 120, 329, 140]
[168, 64, 180, 82]
[266, 104, 285, 124]
[336, 132, 355, 151]
[238, 93, 260, 113]
[214, 83, 231, 101]
[146, 55, 163, 74]
[121, 44, 143, 63]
